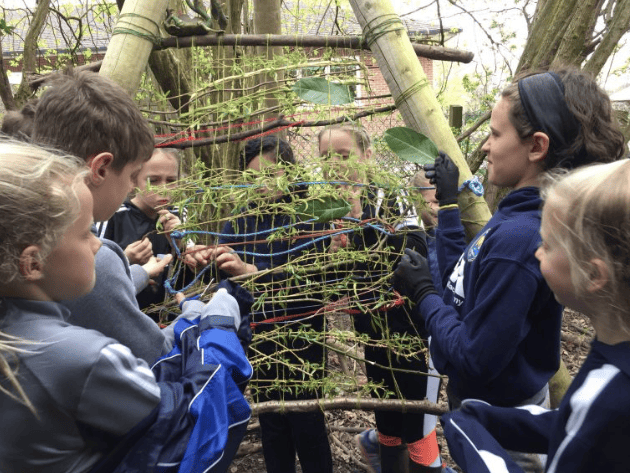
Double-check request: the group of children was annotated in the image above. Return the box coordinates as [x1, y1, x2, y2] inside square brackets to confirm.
[1, 64, 629, 473]
[0, 72, 253, 473]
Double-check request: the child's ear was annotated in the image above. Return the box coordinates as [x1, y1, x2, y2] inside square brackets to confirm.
[19, 246, 44, 281]
[587, 258, 609, 293]
[529, 132, 549, 165]
[87, 152, 115, 186]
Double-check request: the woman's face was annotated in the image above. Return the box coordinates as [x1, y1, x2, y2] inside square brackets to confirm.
[482, 97, 539, 189]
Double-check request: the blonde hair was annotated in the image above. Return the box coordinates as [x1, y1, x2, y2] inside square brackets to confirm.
[0, 139, 88, 284]
[318, 123, 372, 155]
[541, 159, 630, 323]
[0, 138, 88, 413]
[0, 334, 37, 413]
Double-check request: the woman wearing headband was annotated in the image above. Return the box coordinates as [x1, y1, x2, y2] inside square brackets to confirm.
[392, 68, 625, 471]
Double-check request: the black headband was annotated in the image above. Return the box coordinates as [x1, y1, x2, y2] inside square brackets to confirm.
[518, 72, 581, 162]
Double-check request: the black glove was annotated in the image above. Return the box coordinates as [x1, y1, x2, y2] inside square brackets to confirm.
[392, 248, 438, 304]
[424, 151, 459, 206]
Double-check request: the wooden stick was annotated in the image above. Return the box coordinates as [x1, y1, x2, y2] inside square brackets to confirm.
[252, 397, 448, 416]
[157, 34, 474, 64]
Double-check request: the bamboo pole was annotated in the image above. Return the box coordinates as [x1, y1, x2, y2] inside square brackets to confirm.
[348, 0, 491, 238]
[99, 0, 169, 95]
[157, 34, 475, 64]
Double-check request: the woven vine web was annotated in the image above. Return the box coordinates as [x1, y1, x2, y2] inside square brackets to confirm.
[137, 41, 435, 405]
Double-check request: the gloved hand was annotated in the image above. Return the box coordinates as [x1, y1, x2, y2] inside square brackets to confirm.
[392, 248, 438, 304]
[424, 151, 460, 206]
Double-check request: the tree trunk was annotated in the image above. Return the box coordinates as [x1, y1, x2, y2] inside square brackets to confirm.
[584, 0, 630, 75]
[100, 0, 169, 95]
[254, 0, 283, 122]
[0, 40, 17, 111]
[348, 0, 492, 240]
[146, 0, 195, 115]
[13, 0, 50, 106]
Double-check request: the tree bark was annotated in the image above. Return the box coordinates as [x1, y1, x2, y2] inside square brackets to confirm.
[100, 0, 169, 95]
[254, 0, 282, 122]
[0, 40, 17, 111]
[252, 397, 447, 416]
[157, 34, 475, 63]
[553, 0, 600, 67]
[348, 0, 492, 239]
[13, 0, 50, 106]
[584, 0, 630, 75]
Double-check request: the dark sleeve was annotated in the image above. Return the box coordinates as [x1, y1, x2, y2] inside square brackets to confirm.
[434, 207, 467, 289]
[419, 259, 543, 382]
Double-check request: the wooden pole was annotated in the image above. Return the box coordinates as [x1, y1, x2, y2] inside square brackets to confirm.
[157, 34, 474, 63]
[348, 0, 491, 237]
[99, 0, 169, 95]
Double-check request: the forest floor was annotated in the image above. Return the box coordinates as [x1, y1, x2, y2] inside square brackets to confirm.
[229, 308, 593, 472]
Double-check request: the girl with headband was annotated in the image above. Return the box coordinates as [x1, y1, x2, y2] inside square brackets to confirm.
[392, 68, 625, 471]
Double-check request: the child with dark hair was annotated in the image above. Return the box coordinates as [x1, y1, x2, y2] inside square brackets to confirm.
[97, 147, 184, 312]
[187, 135, 334, 473]
[0, 138, 252, 473]
[440, 159, 630, 472]
[394, 68, 625, 472]
[319, 124, 447, 473]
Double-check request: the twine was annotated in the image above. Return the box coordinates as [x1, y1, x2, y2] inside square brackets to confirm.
[362, 14, 406, 48]
[112, 13, 162, 46]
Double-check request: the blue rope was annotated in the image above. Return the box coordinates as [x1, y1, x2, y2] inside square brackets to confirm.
[458, 176, 484, 197]
[164, 218, 398, 294]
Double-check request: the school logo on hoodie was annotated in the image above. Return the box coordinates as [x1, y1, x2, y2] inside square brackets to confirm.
[447, 255, 466, 306]
[467, 228, 491, 262]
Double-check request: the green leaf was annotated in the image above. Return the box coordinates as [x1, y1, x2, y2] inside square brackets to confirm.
[296, 196, 351, 223]
[383, 127, 438, 164]
[292, 77, 354, 105]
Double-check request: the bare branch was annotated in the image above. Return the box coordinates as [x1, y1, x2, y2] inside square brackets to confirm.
[251, 397, 448, 416]
[157, 34, 475, 63]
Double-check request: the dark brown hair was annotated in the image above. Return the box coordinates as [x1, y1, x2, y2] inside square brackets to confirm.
[501, 67, 625, 170]
[33, 70, 155, 171]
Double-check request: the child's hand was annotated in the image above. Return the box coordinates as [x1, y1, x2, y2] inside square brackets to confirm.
[157, 210, 182, 244]
[125, 238, 153, 265]
[211, 246, 257, 276]
[183, 244, 214, 269]
[330, 231, 348, 253]
[142, 253, 173, 280]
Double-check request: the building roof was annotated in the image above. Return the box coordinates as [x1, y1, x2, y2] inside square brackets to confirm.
[1, 3, 113, 56]
[2, 1, 459, 56]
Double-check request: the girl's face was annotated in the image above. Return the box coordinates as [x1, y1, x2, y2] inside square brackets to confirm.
[246, 152, 285, 201]
[482, 97, 540, 189]
[40, 182, 102, 301]
[132, 150, 179, 217]
[319, 129, 371, 184]
[535, 199, 582, 311]
[419, 188, 439, 228]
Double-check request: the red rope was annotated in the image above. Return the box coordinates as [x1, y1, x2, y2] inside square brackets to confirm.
[250, 290, 405, 329]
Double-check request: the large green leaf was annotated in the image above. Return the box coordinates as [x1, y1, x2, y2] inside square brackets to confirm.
[292, 77, 354, 105]
[297, 196, 351, 223]
[384, 127, 438, 164]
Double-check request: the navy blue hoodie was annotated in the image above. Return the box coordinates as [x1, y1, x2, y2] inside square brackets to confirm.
[420, 186, 562, 406]
[442, 340, 630, 473]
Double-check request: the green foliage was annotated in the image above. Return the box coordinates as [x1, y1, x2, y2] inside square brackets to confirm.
[296, 196, 352, 223]
[383, 127, 438, 165]
[292, 77, 355, 105]
[0, 18, 15, 36]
